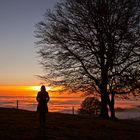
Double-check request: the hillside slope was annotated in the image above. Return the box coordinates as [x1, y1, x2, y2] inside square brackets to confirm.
[0, 108, 140, 140]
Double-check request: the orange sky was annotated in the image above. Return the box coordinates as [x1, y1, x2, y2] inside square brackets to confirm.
[0, 85, 39, 96]
[0, 85, 81, 98]
[0, 85, 54, 96]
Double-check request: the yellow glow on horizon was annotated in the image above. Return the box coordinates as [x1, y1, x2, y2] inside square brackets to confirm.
[29, 86, 52, 91]
[0, 85, 82, 98]
[0, 85, 53, 96]
[51, 86, 63, 91]
[0, 85, 60, 92]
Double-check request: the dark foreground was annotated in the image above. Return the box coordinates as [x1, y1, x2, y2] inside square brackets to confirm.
[0, 108, 140, 140]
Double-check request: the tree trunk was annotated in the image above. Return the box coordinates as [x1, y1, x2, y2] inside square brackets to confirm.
[108, 92, 118, 119]
[99, 82, 109, 119]
[99, 66, 110, 119]
[100, 93, 109, 119]
[110, 93, 115, 118]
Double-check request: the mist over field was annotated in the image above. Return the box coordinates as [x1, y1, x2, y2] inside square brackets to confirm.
[0, 94, 140, 119]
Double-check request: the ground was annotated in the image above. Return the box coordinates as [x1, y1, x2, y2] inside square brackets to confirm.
[0, 108, 140, 140]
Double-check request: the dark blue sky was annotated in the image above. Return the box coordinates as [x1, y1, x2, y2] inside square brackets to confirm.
[0, 0, 58, 85]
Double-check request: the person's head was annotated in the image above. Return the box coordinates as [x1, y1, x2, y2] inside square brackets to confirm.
[41, 85, 46, 92]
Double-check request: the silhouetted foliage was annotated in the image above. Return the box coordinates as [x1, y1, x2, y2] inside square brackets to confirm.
[78, 97, 101, 115]
[35, 0, 140, 118]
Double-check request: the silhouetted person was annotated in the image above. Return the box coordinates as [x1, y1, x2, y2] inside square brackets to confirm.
[36, 85, 50, 127]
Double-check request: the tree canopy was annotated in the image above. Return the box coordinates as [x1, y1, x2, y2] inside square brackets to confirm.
[35, 0, 140, 118]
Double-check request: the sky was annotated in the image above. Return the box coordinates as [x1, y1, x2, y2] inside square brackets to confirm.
[0, 0, 58, 86]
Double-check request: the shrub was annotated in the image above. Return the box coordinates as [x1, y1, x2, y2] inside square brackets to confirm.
[78, 97, 101, 115]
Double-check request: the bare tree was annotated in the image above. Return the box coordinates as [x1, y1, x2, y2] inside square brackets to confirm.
[35, 0, 140, 119]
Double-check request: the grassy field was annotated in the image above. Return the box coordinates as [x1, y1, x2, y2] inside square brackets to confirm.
[0, 108, 140, 140]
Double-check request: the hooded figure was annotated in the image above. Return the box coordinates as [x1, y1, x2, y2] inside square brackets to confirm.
[36, 85, 50, 127]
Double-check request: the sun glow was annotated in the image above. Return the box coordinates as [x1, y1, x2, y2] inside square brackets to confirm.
[0, 85, 63, 97]
[30, 86, 52, 91]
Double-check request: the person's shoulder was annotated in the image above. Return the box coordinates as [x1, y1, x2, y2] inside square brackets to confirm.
[45, 91, 49, 95]
[37, 91, 41, 95]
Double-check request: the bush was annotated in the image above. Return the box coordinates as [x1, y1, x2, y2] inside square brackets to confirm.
[78, 97, 101, 115]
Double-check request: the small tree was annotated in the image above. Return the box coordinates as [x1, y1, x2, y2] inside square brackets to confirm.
[35, 0, 140, 118]
[78, 97, 101, 115]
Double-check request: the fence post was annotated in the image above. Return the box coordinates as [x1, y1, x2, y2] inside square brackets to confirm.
[17, 100, 18, 110]
[72, 106, 74, 115]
